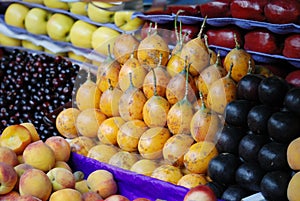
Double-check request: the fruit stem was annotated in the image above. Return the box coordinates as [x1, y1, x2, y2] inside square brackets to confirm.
[227, 63, 234, 80]
[197, 15, 207, 38]
[247, 59, 254, 74]
[174, 10, 184, 43]
[108, 78, 113, 90]
[234, 33, 240, 49]
[107, 44, 113, 60]
[214, 51, 221, 67]
[199, 91, 207, 111]
[86, 67, 91, 81]
[129, 72, 134, 88]
[184, 56, 191, 100]
[153, 53, 162, 96]
[147, 22, 153, 37]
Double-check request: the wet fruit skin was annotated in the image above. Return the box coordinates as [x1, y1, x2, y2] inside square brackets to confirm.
[221, 185, 251, 201]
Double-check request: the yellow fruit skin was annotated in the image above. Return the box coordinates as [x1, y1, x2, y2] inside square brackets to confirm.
[99, 87, 122, 117]
[56, 108, 80, 139]
[224, 48, 255, 82]
[288, 171, 300, 201]
[287, 137, 300, 170]
[143, 96, 170, 128]
[137, 34, 170, 68]
[151, 164, 183, 185]
[183, 141, 218, 174]
[98, 117, 126, 146]
[177, 173, 208, 189]
[167, 101, 194, 135]
[190, 109, 221, 142]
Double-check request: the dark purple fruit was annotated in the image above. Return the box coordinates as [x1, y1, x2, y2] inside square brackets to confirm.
[268, 111, 300, 143]
[247, 104, 275, 135]
[238, 134, 269, 163]
[215, 125, 246, 154]
[235, 162, 265, 192]
[258, 75, 289, 107]
[260, 170, 291, 201]
[208, 153, 241, 186]
[258, 141, 289, 171]
[237, 73, 264, 102]
[221, 185, 251, 201]
[224, 99, 253, 127]
[284, 87, 300, 116]
[205, 181, 226, 199]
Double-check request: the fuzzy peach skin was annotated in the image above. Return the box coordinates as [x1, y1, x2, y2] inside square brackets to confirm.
[19, 169, 52, 201]
[0, 162, 18, 195]
[45, 136, 71, 162]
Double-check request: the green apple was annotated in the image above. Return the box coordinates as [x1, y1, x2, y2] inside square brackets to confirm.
[43, 0, 69, 10]
[92, 26, 120, 56]
[46, 13, 75, 42]
[25, 8, 52, 35]
[69, 20, 97, 49]
[0, 33, 21, 47]
[114, 10, 144, 31]
[87, 2, 115, 23]
[22, 40, 44, 51]
[69, 2, 88, 16]
[4, 3, 30, 28]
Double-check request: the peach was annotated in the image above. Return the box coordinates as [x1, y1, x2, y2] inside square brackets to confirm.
[49, 188, 82, 201]
[22, 140, 56, 172]
[0, 162, 18, 195]
[73, 170, 85, 182]
[19, 169, 52, 201]
[14, 163, 34, 190]
[87, 144, 118, 163]
[0, 190, 20, 200]
[87, 170, 118, 199]
[18, 194, 43, 201]
[47, 167, 76, 191]
[287, 137, 300, 170]
[0, 146, 19, 166]
[82, 191, 103, 201]
[104, 195, 130, 201]
[20, 122, 40, 142]
[54, 161, 72, 172]
[75, 179, 89, 194]
[0, 125, 32, 154]
[132, 198, 151, 201]
[45, 136, 71, 162]
[69, 136, 97, 156]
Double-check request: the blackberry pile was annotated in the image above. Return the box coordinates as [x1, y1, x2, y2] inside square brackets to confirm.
[0, 48, 84, 140]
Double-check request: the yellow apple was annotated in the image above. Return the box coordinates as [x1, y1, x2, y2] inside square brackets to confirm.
[69, 20, 97, 49]
[69, 2, 88, 16]
[87, 2, 115, 23]
[43, 0, 69, 10]
[67, 51, 91, 63]
[0, 33, 21, 47]
[47, 168, 76, 191]
[91, 26, 120, 56]
[0, 146, 19, 167]
[21, 40, 44, 51]
[45, 136, 71, 162]
[49, 188, 82, 201]
[87, 169, 117, 199]
[114, 11, 144, 31]
[0, 162, 18, 195]
[19, 169, 52, 201]
[4, 3, 29, 28]
[25, 8, 51, 35]
[46, 13, 75, 42]
[22, 140, 56, 172]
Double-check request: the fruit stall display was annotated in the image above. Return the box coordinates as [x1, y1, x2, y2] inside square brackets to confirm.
[1, 0, 300, 201]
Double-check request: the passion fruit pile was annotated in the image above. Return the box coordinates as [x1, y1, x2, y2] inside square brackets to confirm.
[52, 17, 299, 200]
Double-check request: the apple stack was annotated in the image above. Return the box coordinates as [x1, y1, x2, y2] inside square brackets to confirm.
[1, 1, 144, 62]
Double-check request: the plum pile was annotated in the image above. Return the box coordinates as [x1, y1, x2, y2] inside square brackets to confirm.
[208, 73, 300, 201]
[0, 48, 84, 140]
